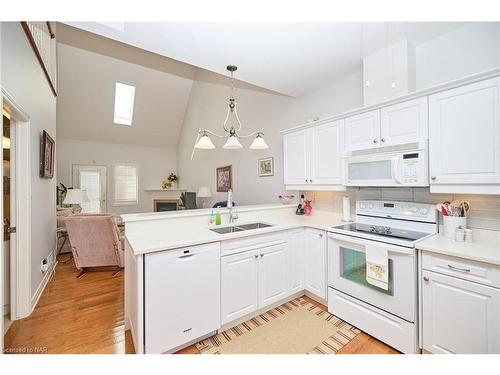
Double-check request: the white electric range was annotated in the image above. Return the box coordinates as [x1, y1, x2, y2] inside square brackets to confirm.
[327, 200, 438, 354]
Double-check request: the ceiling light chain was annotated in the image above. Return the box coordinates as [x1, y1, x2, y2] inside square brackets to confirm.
[191, 64, 269, 159]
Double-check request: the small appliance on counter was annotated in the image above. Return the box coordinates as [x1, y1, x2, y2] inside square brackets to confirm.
[296, 194, 305, 215]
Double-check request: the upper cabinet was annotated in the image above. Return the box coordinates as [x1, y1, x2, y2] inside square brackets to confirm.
[429, 77, 500, 194]
[363, 39, 416, 106]
[283, 120, 345, 190]
[345, 97, 428, 152]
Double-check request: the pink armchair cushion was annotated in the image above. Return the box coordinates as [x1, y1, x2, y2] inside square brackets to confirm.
[65, 214, 124, 270]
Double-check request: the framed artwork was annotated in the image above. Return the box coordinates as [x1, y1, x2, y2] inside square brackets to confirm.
[258, 157, 274, 177]
[216, 165, 232, 192]
[40, 130, 55, 178]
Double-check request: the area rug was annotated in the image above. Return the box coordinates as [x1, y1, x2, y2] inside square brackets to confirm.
[195, 297, 360, 354]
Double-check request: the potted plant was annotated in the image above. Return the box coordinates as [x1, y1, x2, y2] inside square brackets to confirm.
[162, 172, 178, 189]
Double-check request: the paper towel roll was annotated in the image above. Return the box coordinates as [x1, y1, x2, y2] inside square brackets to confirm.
[342, 196, 351, 222]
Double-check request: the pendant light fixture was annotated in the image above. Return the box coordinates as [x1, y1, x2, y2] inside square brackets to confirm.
[191, 65, 269, 159]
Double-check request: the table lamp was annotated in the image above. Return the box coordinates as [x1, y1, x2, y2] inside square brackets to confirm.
[197, 186, 212, 208]
[63, 189, 90, 214]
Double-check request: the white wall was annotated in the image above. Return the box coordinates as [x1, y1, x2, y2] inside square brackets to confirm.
[1, 22, 57, 299]
[57, 138, 177, 214]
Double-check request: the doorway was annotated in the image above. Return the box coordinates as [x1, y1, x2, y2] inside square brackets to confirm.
[2, 111, 12, 335]
[72, 165, 107, 214]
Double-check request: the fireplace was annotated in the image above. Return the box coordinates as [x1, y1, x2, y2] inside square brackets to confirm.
[153, 199, 179, 212]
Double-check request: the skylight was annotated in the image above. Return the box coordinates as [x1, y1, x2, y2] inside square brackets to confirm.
[113, 82, 136, 126]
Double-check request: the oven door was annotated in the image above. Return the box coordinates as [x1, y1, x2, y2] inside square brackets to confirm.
[327, 233, 416, 322]
[344, 153, 402, 186]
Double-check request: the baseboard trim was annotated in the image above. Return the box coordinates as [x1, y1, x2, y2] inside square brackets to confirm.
[30, 259, 58, 314]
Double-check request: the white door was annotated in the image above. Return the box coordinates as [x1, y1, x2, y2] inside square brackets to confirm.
[221, 250, 259, 325]
[144, 243, 220, 353]
[304, 228, 326, 299]
[422, 270, 500, 354]
[72, 165, 107, 213]
[345, 109, 381, 151]
[429, 77, 500, 186]
[380, 97, 428, 146]
[258, 243, 287, 308]
[287, 229, 304, 294]
[310, 120, 345, 185]
[283, 129, 309, 185]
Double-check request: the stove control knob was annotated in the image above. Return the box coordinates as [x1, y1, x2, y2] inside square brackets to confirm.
[360, 203, 366, 209]
[419, 208, 428, 215]
[368, 203, 374, 209]
[409, 206, 418, 213]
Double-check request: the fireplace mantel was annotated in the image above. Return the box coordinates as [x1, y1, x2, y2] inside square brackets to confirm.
[143, 188, 187, 192]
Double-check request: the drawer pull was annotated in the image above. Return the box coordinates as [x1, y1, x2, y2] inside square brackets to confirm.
[423, 276, 429, 282]
[254, 254, 258, 259]
[447, 264, 471, 273]
[179, 253, 195, 259]
[260, 253, 264, 257]
[183, 328, 193, 333]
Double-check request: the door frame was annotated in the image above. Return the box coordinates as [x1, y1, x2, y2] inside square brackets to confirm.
[2, 87, 32, 328]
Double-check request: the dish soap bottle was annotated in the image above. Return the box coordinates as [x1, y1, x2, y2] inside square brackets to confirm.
[215, 209, 222, 225]
[208, 209, 215, 225]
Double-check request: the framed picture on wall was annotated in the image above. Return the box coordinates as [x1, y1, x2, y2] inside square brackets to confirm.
[258, 157, 274, 177]
[40, 130, 55, 178]
[216, 165, 232, 192]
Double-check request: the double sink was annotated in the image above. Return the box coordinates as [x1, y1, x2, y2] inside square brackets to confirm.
[210, 222, 273, 234]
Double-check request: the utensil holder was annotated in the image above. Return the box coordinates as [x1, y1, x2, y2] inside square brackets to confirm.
[443, 216, 467, 239]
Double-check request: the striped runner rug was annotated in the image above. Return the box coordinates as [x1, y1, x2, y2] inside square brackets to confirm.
[195, 297, 360, 354]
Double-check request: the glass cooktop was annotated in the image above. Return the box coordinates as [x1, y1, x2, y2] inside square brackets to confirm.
[332, 223, 429, 242]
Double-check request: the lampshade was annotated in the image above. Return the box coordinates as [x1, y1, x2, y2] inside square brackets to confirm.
[195, 133, 215, 149]
[223, 135, 243, 149]
[63, 189, 90, 204]
[2, 136, 10, 149]
[249, 134, 269, 150]
[197, 186, 212, 198]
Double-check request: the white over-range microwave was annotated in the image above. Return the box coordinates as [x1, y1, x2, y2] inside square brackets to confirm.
[343, 142, 429, 187]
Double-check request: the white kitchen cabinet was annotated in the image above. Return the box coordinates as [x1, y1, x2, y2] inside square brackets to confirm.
[258, 243, 288, 307]
[287, 228, 305, 294]
[380, 97, 428, 146]
[310, 121, 345, 185]
[144, 243, 220, 354]
[429, 77, 500, 194]
[304, 228, 327, 300]
[221, 249, 259, 325]
[363, 39, 415, 106]
[345, 109, 381, 151]
[283, 129, 308, 185]
[422, 270, 500, 354]
[283, 120, 345, 190]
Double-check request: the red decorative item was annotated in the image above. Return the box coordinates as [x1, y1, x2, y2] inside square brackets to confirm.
[304, 200, 312, 216]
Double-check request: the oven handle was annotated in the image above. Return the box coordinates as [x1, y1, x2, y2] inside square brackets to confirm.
[327, 233, 414, 255]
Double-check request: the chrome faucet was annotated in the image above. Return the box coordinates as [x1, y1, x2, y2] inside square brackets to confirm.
[227, 189, 238, 224]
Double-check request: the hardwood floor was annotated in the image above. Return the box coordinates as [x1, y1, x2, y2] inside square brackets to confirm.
[4, 257, 398, 354]
[4, 256, 134, 354]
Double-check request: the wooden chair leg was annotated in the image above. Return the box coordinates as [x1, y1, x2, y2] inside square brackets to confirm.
[76, 269, 87, 279]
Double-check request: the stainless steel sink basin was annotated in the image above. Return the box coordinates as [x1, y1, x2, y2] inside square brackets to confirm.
[210, 226, 245, 234]
[236, 222, 273, 230]
[210, 222, 273, 234]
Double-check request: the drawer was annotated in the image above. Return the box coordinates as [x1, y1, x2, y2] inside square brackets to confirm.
[422, 251, 500, 288]
[221, 231, 286, 256]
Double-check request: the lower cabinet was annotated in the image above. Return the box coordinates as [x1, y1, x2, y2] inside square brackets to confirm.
[422, 269, 500, 354]
[221, 242, 288, 325]
[304, 228, 327, 300]
[144, 243, 221, 354]
[287, 228, 305, 294]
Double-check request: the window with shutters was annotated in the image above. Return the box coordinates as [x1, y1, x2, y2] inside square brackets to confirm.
[114, 163, 138, 205]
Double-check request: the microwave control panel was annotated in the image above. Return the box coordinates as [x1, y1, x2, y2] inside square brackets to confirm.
[402, 152, 424, 184]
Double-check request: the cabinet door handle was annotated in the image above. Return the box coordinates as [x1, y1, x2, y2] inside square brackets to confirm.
[381, 138, 386, 143]
[431, 176, 437, 180]
[373, 139, 378, 144]
[183, 328, 192, 333]
[447, 264, 471, 273]
[310, 179, 313, 183]
[254, 254, 258, 259]
[423, 276, 429, 282]
[260, 253, 264, 257]
[179, 253, 195, 259]
[305, 179, 308, 183]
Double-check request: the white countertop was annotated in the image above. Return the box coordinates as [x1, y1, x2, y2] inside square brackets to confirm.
[125, 210, 344, 255]
[417, 229, 500, 266]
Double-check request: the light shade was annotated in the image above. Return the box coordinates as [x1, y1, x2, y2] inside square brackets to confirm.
[197, 186, 212, 198]
[63, 189, 90, 204]
[249, 134, 269, 150]
[223, 135, 243, 149]
[195, 133, 215, 149]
